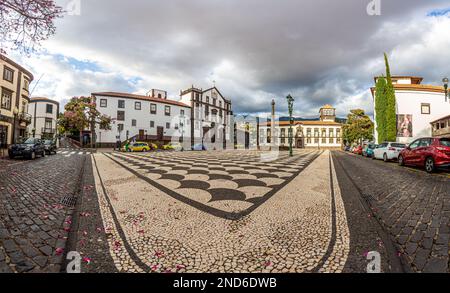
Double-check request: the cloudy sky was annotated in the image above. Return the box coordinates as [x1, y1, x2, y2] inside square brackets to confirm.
[6, 0, 450, 119]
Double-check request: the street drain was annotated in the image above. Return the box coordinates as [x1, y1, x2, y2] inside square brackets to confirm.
[60, 195, 77, 207]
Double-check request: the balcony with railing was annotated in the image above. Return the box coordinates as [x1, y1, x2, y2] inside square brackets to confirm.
[18, 112, 32, 125]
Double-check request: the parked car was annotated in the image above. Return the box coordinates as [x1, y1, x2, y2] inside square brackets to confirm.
[192, 143, 207, 151]
[129, 142, 151, 152]
[352, 145, 363, 155]
[8, 138, 46, 160]
[163, 142, 182, 151]
[398, 137, 450, 173]
[344, 145, 351, 152]
[43, 139, 57, 155]
[373, 142, 406, 162]
[362, 144, 377, 158]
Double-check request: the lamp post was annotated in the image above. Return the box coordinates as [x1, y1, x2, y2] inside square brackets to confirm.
[443, 77, 449, 102]
[286, 95, 295, 157]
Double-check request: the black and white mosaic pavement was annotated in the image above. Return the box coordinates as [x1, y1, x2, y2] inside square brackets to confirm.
[106, 150, 321, 220]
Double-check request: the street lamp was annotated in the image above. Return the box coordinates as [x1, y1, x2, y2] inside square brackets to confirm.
[443, 77, 449, 102]
[286, 95, 295, 157]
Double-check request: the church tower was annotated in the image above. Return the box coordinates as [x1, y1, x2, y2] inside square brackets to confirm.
[319, 104, 336, 122]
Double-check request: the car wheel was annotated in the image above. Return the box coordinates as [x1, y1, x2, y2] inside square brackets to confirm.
[30, 151, 36, 160]
[425, 157, 435, 173]
[8, 154, 14, 159]
[383, 153, 388, 162]
[42, 150, 46, 158]
[398, 155, 405, 166]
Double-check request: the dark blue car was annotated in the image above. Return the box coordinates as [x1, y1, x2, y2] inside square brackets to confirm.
[8, 138, 46, 160]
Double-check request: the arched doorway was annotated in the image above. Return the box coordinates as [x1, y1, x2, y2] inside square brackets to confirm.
[295, 127, 305, 149]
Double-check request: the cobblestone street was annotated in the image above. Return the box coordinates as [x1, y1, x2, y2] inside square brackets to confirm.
[1, 148, 448, 273]
[332, 151, 450, 273]
[0, 149, 90, 273]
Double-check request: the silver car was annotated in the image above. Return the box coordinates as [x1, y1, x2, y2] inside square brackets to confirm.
[373, 142, 407, 162]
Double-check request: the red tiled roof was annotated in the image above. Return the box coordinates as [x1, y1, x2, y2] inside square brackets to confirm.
[92, 92, 190, 107]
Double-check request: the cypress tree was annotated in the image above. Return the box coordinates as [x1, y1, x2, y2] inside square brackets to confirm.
[374, 76, 387, 143]
[384, 53, 397, 142]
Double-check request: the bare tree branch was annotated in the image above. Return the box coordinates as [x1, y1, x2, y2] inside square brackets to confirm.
[0, 0, 64, 55]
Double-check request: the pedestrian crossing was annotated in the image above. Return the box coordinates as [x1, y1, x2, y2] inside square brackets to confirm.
[56, 148, 93, 157]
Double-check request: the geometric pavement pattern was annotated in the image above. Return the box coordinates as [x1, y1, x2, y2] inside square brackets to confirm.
[106, 150, 321, 220]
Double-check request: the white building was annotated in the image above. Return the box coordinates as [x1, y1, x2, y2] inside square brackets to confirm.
[371, 76, 450, 144]
[180, 86, 233, 148]
[27, 97, 59, 140]
[92, 91, 192, 147]
[260, 105, 343, 149]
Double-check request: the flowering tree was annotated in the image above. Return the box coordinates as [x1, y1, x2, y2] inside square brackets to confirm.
[0, 0, 64, 54]
[59, 96, 111, 148]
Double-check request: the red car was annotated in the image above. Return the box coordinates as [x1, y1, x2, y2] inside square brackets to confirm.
[398, 137, 450, 173]
[352, 145, 363, 155]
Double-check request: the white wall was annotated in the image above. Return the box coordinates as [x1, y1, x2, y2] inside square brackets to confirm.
[374, 90, 450, 144]
[94, 95, 191, 144]
[27, 101, 59, 139]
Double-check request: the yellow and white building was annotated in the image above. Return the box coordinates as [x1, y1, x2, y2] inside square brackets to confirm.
[0, 54, 34, 147]
[260, 105, 343, 149]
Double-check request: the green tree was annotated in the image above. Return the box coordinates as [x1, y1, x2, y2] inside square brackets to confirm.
[59, 96, 111, 148]
[384, 53, 397, 141]
[374, 75, 387, 142]
[343, 109, 374, 145]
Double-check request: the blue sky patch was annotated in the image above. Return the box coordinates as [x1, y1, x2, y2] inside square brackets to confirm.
[427, 7, 450, 17]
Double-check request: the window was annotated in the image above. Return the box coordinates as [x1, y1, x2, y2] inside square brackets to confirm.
[421, 103, 430, 115]
[281, 137, 286, 144]
[329, 138, 334, 144]
[118, 100, 125, 108]
[219, 101, 222, 108]
[337, 129, 341, 137]
[131, 119, 137, 127]
[175, 123, 179, 130]
[3, 66, 14, 82]
[135, 102, 141, 110]
[23, 78, 29, 91]
[281, 128, 286, 137]
[322, 138, 327, 144]
[213, 98, 217, 106]
[166, 122, 170, 129]
[117, 110, 125, 121]
[195, 93, 200, 102]
[100, 99, 107, 107]
[180, 109, 185, 116]
[46, 104, 53, 114]
[45, 118, 52, 130]
[118, 124, 124, 132]
[419, 139, 432, 147]
[158, 93, 162, 99]
[150, 121, 155, 128]
[206, 96, 209, 104]
[307, 128, 311, 137]
[165, 105, 171, 116]
[408, 140, 420, 149]
[1, 88, 12, 110]
[307, 138, 311, 144]
[150, 103, 157, 114]
[21, 101, 26, 113]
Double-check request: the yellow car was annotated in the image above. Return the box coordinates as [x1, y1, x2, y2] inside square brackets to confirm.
[129, 142, 151, 152]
